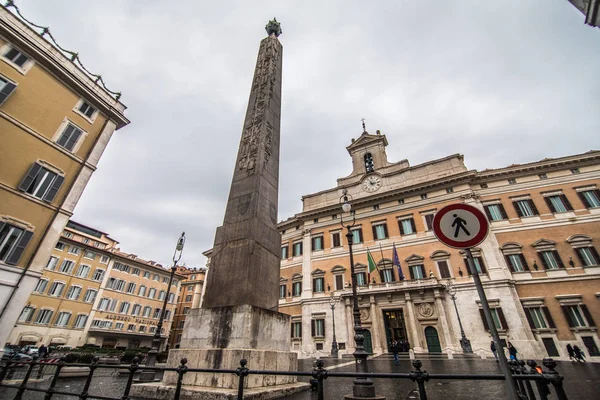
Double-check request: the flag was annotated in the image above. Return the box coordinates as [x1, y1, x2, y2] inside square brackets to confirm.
[367, 248, 377, 283]
[392, 243, 405, 280]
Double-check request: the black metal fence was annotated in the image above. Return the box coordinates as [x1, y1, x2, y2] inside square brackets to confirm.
[0, 355, 568, 400]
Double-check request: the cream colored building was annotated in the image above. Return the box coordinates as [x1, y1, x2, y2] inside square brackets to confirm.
[8, 221, 183, 350]
[273, 129, 599, 362]
[0, 4, 129, 350]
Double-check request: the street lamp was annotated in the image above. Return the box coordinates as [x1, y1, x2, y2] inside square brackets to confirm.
[446, 281, 472, 354]
[139, 232, 186, 382]
[329, 293, 339, 358]
[340, 190, 383, 399]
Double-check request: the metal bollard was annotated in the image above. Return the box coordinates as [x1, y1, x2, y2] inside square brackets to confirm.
[522, 360, 537, 400]
[527, 360, 549, 400]
[542, 358, 568, 400]
[410, 360, 429, 400]
[174, 358, 188, 400]
[43, 356, 66, 400]
[235, 359, 249, 400]
[311, 359, 328, 400]
[509, 360, 527, 398]
[121, 356, 140, 400]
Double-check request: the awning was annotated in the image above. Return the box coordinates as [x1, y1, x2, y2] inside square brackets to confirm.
[49, 338, 67, 344]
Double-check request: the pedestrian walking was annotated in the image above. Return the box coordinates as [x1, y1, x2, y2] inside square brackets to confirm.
[390, 340, 400, 365]
[573, 345, 586, 362]
[38, 344, 48, 359]
[507, 342, 518, 361]
[566, 343, 575, 361]
[490, 340, 498, 361]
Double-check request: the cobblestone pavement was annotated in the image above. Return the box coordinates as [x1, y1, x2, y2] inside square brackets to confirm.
[0, 358, 598, 399]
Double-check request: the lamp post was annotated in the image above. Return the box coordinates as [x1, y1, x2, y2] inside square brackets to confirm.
[138, 232, 186, 382]
[446, 281, 472, 354]
[329, 293, 339, 358]
[340, 190, 383, 400]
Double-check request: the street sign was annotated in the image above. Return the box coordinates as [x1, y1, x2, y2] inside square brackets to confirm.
[432, 203, 489, 249]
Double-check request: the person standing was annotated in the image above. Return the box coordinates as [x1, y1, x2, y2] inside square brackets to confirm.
[38, 344, 48, 359]
[390, 340, 400, 365]
[573, 345, 586, 362]
[566, 344, 575, 361]
[507, 342, 518, 361]
[490, 341, 498, 361]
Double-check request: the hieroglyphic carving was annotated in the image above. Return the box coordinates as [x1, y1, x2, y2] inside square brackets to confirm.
[237, 36, 280, 173]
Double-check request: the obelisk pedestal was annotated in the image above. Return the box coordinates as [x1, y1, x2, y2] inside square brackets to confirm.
[131, 19, 308, 400]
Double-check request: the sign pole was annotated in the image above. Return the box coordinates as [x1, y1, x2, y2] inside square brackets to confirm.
[465, 247, 520, 400]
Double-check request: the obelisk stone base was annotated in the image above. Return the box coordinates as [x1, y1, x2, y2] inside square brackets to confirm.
[131, 382, 309, 400]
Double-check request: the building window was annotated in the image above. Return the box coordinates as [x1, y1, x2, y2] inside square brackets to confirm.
[84, 251, 96, 260]
[143, 306, 152, 318]
[479, 307, 508, 331]
[119, 302, 131, 314]
[115, 322, 124, 330]
[409, 264, 426, 280]
[56, 123, 84, 152]
[183, 307, 190, 315]
[311, 236, 324, 251]
[3, 46, 30, 68]
[398, 198, 404, 205]
[131, 304, 142, 316]
[77, 101, 96, 119]
[82, 238, 89, 244]
[539, 251, 564, 270]
[124, 282, 135, 294]
[582, 337, 600, 356]
[0, 76, 17, 105]
[45, 256, 59, 271]
[436, 260, 451, 279]
[480, 183, 488, 189]
[293, 242, 303, 257]
[55, 311, 72, 327]
[281, 246, 288, 259]
[420, 194, 428, 200]
[544, 194, 573, 213]
[356, 271, 367, 286]
[421, 213, 434, 231]
[178, 320, 185, 329]
[465, 256, 486, 275]
[18, 306, 35, 323]
[513, 199, 539, 217]
[158, 290, 166, 301]
[484, 204, 508, 221]
[169, 293, 175, 303]
[446, 187, 454, 194]
[0, 223, 33, 265]
[75, 264, 91, 278]
[562, 305, 595, 328]
[131, 267, 140, 275]
[68, 246, 81, 255]
[74, 314, 88, 329]
[364, 153, 374, 173]
[148, 288, 157, 299]
[55, 242, 65, 251]
[291, 321, 302, 338]
[351, 228, 363, 244]
[127, 324, 135, 331]
[508, 178, 517, 185]
[139, 326, 146, 333]
[34, 278, 49, 294]
[538, 173, 548, 180]
[64, 232, 74, 238]
[524, 307, 555, 330]
[505, 254, 528, 272]
[143, 271, 150, 279]
[185, 294, 193, 302]
[279, 285, 286, 299]
[380, 268, 394, 283]
[312, 318, 325, 337]
[35, 309, 54, 325]
[398, 217, 416, 235]
[66, 285, 82, 300]
[334, 274, 344, 290]
[575, 247, 600, 267]
[577, 189, 600, 209]
[372, 223, 388, 240]
[92, 268, 105, 281]
[331, 232, 341, 248]
[570, 168, 580, 174]
[83, 289, 97, 303]
[313, 277, 324, 293]
[48, 281, 65, 297]
[292, 281, 302, 296]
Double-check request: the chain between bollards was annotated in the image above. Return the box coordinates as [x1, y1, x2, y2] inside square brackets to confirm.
[235, 358, 249, 400]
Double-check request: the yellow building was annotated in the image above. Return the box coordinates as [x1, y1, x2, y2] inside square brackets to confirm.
[168, 267, 206, 350]
[0, 4, 129, 349]
[8, 220, 185, 350]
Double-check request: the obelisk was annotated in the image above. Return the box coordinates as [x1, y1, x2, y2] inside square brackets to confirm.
[131, 19, 308, 399]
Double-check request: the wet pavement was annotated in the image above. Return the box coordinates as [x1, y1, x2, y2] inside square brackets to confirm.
[0, 357, 598, 399]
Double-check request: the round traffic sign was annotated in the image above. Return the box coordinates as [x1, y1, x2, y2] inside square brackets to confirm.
[432, 203, 489, 249]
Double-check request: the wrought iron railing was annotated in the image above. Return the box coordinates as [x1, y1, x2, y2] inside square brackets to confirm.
[0, 355, 568, 400]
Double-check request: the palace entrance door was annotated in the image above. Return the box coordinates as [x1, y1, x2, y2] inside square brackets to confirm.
[383, 309, 408, 352]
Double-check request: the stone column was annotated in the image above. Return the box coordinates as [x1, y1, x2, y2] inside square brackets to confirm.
[434, 288, 454, 351]
[192, 282, 202, 309]
[301, 229, 313, 300]
[370, 295, 383, 354]
[405, 292, 422, 352]
[345, 298, 355, 352]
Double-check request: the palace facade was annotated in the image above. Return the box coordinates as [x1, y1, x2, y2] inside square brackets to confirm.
[274, 129, 599, 361]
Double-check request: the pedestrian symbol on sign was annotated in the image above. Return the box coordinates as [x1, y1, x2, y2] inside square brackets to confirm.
[451, 214, 470, 238]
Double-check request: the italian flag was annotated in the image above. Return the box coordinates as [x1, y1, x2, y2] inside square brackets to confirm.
[367, 248, 377, 283]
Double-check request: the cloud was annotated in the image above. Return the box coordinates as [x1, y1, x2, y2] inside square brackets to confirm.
[17, 0, 600, 267]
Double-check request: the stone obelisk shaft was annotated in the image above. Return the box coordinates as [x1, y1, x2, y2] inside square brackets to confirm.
[202, 34, 283, 311]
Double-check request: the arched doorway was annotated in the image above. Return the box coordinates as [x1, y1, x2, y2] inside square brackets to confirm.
[360, 329, 373, 354]
[424, 326, 441, 353]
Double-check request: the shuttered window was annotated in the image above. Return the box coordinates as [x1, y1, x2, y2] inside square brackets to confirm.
[463, 257, 487, 275]
[293, 242, 303, 257]
[291, 321, 302, 338]
[18, 163, 64, 202]
[398, 218, 416, 235]
[561, 305, 595, 328]
[479, 307, 508, 331]
[56, 123, 84, 152]
[313, 277, 324, 293]
[578, 190, 600, 208]
[409, 264, 426, 279]
[356, 272, 367, 286]
[424, 214, 435, 230]
[351, 228, 363, 244]
[311, 319, 325, 337]
[281, 246, 288, 259]
[292, 281, 302, 296]
[0, 76, 17, 105]
[484, 204, 508, 221]
[311, 236, 324, 251]
[575, 247, 600, 266]
[437, 260, 451, 278]
[544, 195, 573, 213]
[538, 251, 564, 270]
[505, 254, 529, 272]
[279, 285, 286, 298]
[372, 223, 388, 240]
[0, 223, 33, 265]
[332, 232, 341, 248]
[513, 199, 539, 217]
[523, 307, 555, 329]
[335, 274, 344, 290]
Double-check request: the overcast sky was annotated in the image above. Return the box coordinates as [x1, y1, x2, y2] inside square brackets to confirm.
[17, 0, 600, 268]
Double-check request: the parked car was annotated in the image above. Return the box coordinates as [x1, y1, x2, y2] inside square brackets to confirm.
[21, 345, 39, 356]
[1, 347, 33, 362]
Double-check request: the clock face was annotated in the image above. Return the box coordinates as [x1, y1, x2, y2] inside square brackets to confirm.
[362, 175, 382, 192]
